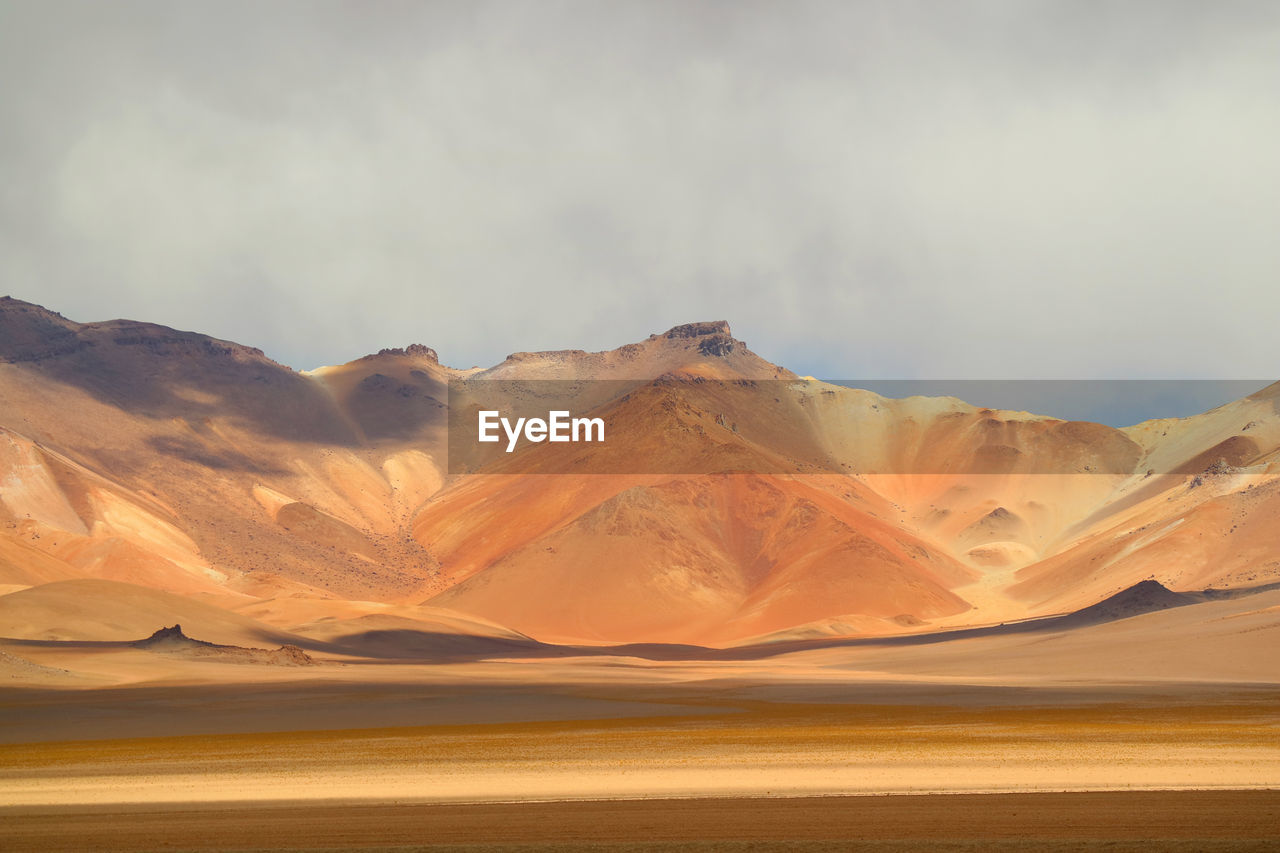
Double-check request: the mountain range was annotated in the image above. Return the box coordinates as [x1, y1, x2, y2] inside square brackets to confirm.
[1, 295, 1277, 647]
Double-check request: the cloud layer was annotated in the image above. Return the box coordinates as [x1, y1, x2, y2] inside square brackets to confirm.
[3, 1, 1279, 376]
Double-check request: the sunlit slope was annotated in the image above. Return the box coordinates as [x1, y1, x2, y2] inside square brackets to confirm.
[426, 474, 977, 644]
[1005, 384, 1280, 615]
[1, 296, 1278, 646]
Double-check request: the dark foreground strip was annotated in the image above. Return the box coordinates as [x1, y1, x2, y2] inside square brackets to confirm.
[1, 790, 1278, 852]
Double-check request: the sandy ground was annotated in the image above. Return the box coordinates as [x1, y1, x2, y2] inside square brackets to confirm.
[2, 689, 1278, 805]
[2, 792, 1279, 851]
[2, 584, 1277, 849]
[0, 681, 1277, 852]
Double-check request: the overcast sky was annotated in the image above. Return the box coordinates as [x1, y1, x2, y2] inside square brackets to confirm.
[3, 1, 1279, 378]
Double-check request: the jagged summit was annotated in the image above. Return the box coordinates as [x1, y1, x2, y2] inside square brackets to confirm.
[131, 623, 314, 665]
[657, 321, 732, 339]
[133, 624, 208, 648]
[147, 624, 187, 641]
[656, 321, 736, 357]
[361, 343, 441, 363]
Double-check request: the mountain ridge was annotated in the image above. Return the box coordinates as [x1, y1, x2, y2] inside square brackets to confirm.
[1, 296, 1278, 645]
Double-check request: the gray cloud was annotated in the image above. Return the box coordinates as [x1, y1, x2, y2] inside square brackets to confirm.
[2, 0, 1279, 377]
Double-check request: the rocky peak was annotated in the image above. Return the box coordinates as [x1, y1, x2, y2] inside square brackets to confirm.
[405, 343, 438, 361]
[374, 343, 439, 362]
[133, 624, 206, 648]
[660, 321, 732, 340]
[651, 321, 737, 358]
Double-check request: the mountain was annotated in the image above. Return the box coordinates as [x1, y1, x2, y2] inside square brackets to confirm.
[1, 295, 1278, 646]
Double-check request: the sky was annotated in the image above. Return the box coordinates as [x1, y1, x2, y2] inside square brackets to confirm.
[3, 0, 1280, 379]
